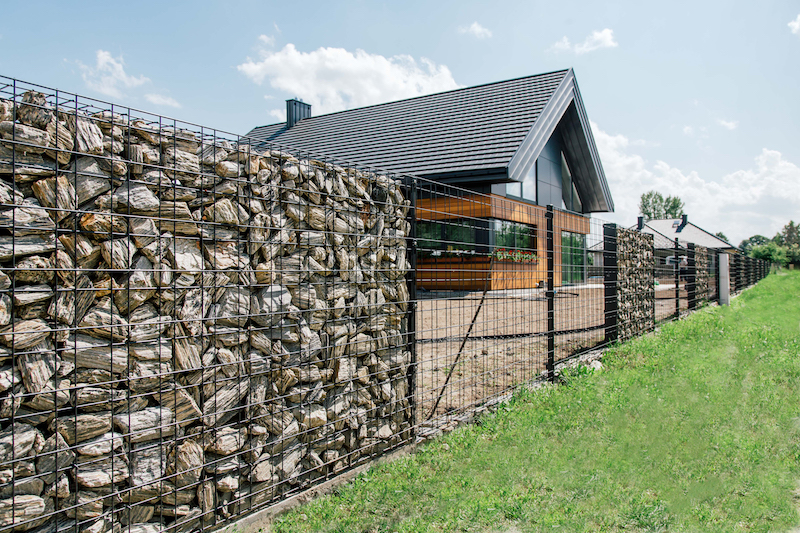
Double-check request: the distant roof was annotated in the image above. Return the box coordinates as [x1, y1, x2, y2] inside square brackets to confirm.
[245, 68, 613, 212]
[636, 218, 735, 249]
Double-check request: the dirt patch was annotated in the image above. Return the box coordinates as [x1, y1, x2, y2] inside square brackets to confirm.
[415, 286, 606, 421]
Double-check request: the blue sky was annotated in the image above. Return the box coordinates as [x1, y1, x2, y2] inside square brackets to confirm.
[1, 0, 798, 244]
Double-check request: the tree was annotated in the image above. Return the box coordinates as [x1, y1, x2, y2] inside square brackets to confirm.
[639, 191, 685, 220]
[750, 242, 788, 266]
[739, 234, 769, 254]
[714, 231, 729, 243]
[779, 221, 799, 247]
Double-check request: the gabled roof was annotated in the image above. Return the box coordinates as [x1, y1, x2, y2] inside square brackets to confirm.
[245, 68, 613, 212]
[636, 218, 735, 250]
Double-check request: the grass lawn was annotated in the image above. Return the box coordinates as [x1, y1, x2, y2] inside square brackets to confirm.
[268, 271, 800, 532]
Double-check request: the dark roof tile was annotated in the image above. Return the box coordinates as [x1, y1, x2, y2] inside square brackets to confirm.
[245, 69, 569, 177]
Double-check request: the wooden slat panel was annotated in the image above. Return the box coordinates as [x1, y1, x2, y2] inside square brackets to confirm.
[416, 195, 492, 221]
[416, 258, 491, 291]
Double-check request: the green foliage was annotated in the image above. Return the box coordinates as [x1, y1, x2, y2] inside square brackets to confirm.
[639, 190, 685, 220]
[750, 241, 788, 266]
[775, 220, 799, 247]
[270, 273, 800, 533]
[739, 234, 769, 254]
[743, 222, 800, 265]
[714, 231, 728, 243]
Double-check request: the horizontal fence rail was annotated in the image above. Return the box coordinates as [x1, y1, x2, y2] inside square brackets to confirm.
[0, 75, 771, 533]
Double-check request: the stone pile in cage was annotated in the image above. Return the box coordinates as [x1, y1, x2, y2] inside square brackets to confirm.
[694, 245, 709, 302]
[615, 228, 655, 342]
[0, 90, 412, 532]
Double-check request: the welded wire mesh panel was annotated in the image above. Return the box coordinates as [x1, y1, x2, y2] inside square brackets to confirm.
[0, 73, 772, 533]
[551, 212, 607, 357]
[0, 76, 413, 533]
[413, 184, 619, 429]
[414, 179, 550, 428]
[652, 239, 689, 323]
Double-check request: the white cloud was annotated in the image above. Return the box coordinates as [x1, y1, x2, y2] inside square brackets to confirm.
[592, 122, 800, 244]
[269, 109, 286, 121]
[549, 36, 572, 53]
[789, 14, 800, 34]
[144, 94, 181, 108]
[550, 29, 618, 55]
[258, 34, 275, 47]
[237, 43, 460, 115]
[77, 50, 149, 99]
[575, 29, 618, 54]
[682, 126, 694, 136]
[717, 119, 738, 130]
[458, 22, 492, 39]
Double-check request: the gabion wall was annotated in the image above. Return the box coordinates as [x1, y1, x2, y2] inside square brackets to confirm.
[0, 86, 412, 533]
[616, 228, 655, 341]
[694, 245, 709, 303]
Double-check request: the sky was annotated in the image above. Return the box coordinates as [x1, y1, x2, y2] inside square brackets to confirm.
[1, 0, 798, 246]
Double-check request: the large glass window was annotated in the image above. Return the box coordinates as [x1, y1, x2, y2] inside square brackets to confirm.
[494, 220, 536, 250]
[560, 152, 583, 213]
[493, 220, 538, 263]
[417, 219, 489, 258]
[561, 231, 586, 284]
[505, 162, 537, 203]
[505, 182, 521, 197]
[522, 161, 537, 203]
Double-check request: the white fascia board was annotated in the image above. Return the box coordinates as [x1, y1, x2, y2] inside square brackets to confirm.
[507, 70, 576, 183]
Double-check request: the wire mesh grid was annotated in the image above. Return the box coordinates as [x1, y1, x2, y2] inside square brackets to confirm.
[0, 76, 415, 533]
[0, 75, 771, 533]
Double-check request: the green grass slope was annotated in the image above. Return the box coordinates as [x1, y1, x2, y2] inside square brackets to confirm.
[270, 272, 800, 533]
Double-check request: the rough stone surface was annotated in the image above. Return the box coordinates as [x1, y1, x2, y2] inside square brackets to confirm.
[0, 89, 413, 533]
[616, 228, 655, 341]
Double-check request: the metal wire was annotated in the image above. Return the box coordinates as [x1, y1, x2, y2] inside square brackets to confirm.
[0, 74, 771, 533]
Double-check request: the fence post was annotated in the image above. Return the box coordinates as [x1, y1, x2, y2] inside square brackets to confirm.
[687, 243, 696, 310]
[719, 253, 731, 305]
[546, 205, 555, 381]
[603, 223, 618, 345]
[405, 176, 418, 431]
[674, 238, 681, 319]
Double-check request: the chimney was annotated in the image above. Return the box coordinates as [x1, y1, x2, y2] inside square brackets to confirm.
[286, 99, 311, 128]
[637, 216, 644, 231]
[677, 214, 688, 232]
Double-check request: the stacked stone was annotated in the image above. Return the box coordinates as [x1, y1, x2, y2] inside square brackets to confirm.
[694, 245, 709, 303]
[616, 228, 655, 342]
[0, 91, 413, 533]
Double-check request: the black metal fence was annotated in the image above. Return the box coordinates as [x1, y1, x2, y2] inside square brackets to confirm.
[0, 76, 770, 533]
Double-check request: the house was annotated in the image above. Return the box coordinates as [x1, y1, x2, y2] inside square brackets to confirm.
[246, 68, 614, 290]
[634, 215, 736, 279]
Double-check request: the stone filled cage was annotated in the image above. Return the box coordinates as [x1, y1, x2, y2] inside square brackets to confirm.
[0, 75, 772, 533]
[0, 76, 415, 533]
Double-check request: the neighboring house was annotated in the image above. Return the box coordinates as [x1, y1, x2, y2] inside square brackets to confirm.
[634, 215, 737, 278]
[246, 68, 614, 290]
